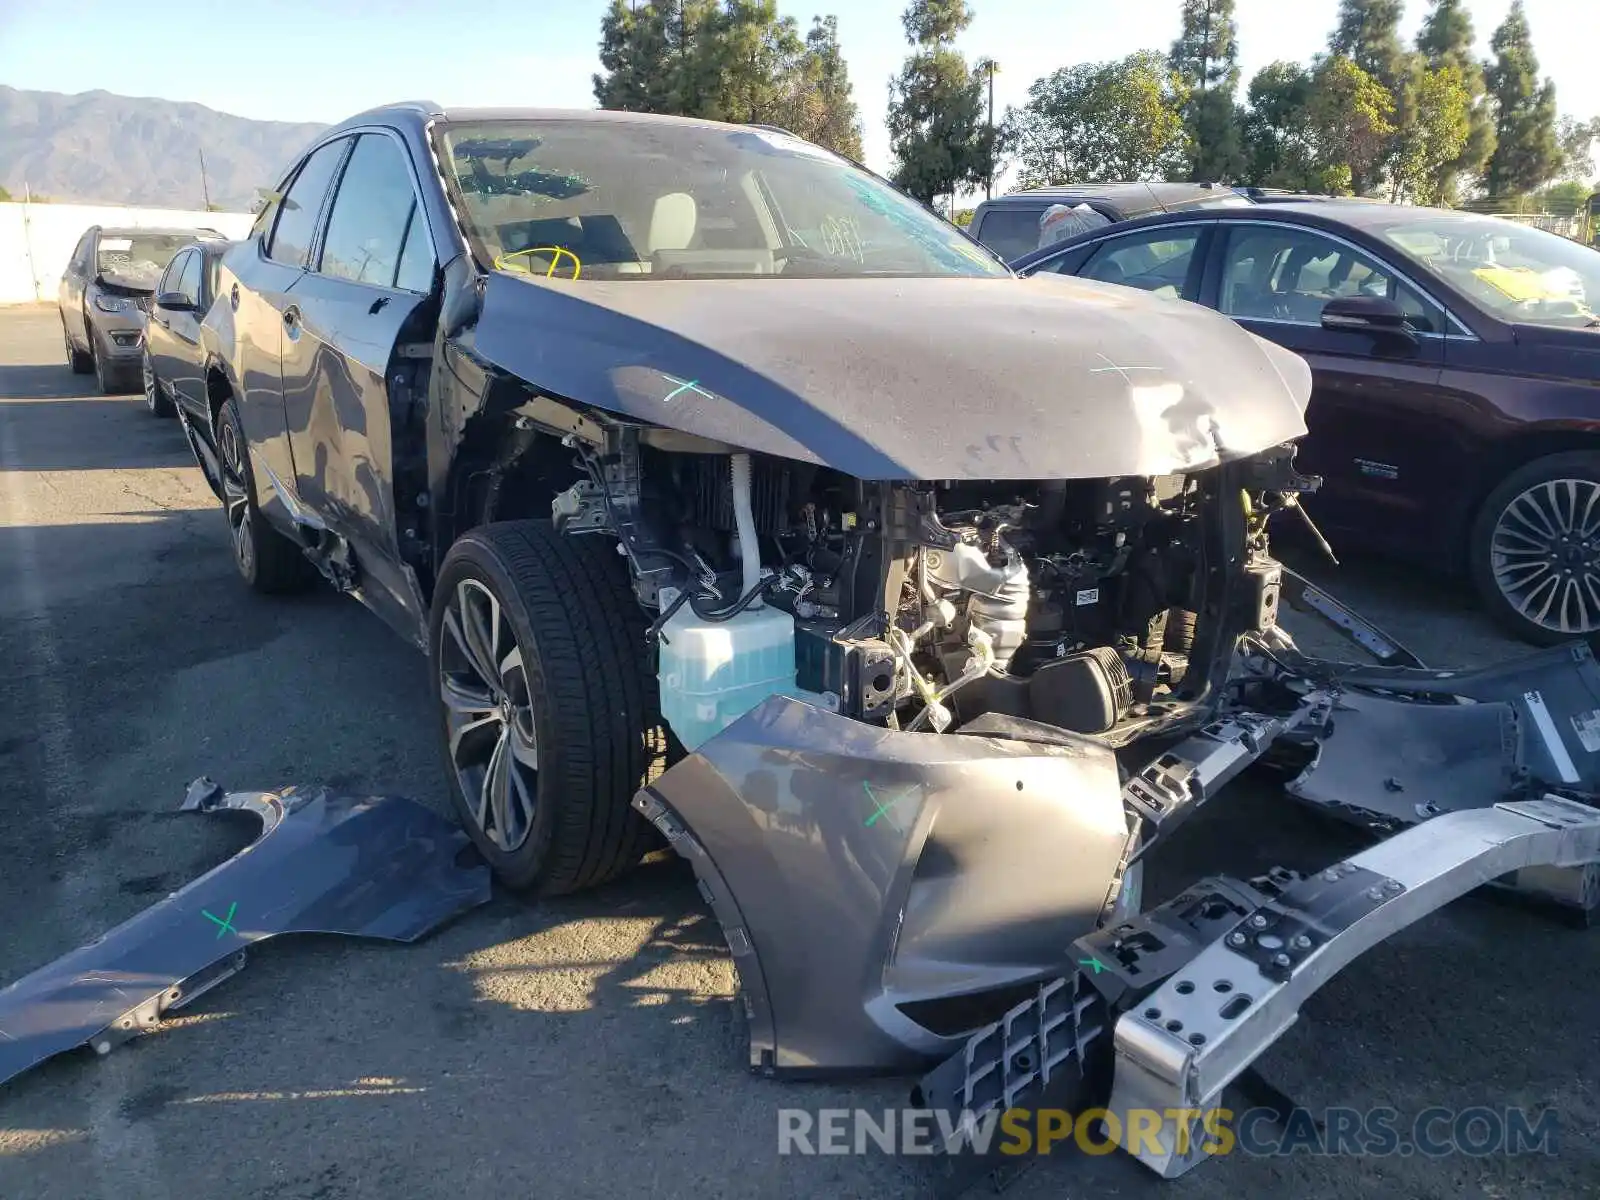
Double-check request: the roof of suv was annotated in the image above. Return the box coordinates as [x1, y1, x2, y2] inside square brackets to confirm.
[978, 182, 1244, 218]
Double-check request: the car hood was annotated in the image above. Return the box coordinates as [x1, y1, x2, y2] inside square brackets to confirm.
[470, 271, 1311, 480]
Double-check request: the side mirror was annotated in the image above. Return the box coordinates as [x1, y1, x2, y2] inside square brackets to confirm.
[156, 292, 195, 312]
[1321, 295, 1414, 341]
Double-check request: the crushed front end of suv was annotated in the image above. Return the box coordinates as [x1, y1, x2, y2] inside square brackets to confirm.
[182, 105, 1600, 1181]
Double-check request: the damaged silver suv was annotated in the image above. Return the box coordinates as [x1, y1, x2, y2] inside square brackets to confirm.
[189, 104, 1600, 1179]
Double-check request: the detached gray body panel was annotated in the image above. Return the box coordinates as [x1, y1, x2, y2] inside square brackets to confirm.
[633, 695, 1130, 1075]
[473, 270, 1312, 481]
[0, 782, 490, 1090]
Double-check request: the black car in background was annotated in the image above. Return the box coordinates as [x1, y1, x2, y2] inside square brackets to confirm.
[967, 182, 1251, 262]
[57, 225, 220, 394]
[1012, 202, 1600, 645]
[143, 237, 231, 418]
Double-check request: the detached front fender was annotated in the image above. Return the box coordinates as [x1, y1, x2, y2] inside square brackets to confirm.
[633, 695, 1132, 1076]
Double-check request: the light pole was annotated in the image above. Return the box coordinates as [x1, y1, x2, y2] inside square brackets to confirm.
[979, 58, 999, 201]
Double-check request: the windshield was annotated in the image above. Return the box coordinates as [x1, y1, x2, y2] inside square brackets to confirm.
[437, 119, 1007, 281]
[1376, 213, 1600, 329]
[96, 233, 190, 289]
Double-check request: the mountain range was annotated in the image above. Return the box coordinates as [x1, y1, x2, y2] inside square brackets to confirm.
[0, 87, 328, 211]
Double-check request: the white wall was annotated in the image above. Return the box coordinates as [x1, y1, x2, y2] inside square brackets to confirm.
[0, 202, 254, 304]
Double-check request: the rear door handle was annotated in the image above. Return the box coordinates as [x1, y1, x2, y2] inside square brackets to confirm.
[230, 282, 239, 310]
[283, 306, 300, 328]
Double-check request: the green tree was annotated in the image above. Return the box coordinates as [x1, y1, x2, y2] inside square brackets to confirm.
[886, 0, 991, 205]
[1484, 0, 1562, 196]
[1328, 0, 1406, 95]
[712, 0, 805, 125]
[594, 0, 861, 153]
[1415, 0, 1495, 201]
[593, 0, 673, 111]
[1556, 115, 1600, 182]
[1168, 0, 1245, 181]
[0, 185, 11, 202]
[1005, 51, 1190, 188]
[1306, 55, 1396, 194]
[1389, 63, 1472, 204]
[1241, 61, 1318, 188]
[781, 15, 864, 158]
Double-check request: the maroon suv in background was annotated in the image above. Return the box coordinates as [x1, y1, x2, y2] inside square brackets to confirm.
[1013, 203, 1600, 646]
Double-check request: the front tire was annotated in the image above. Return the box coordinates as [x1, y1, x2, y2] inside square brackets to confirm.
[143, 351, 175, 417]
[90, 329, 133, 395]
[429, 521, 660, 893]
[215, 396, 315, 594]
[63, 319, 93, 374]
[1470, 451, 1600, 645]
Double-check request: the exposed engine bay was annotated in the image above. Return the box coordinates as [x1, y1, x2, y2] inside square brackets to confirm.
[552, 435, 1305, 751]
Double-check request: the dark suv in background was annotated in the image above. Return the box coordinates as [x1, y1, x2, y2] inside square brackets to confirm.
[58, 225, 221, 394]
[967, 182, 1251, 263]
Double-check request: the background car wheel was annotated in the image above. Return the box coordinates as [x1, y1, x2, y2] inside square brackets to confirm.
[215, 397, 315, 594]
[90, 331, 132, 395]
[1470, 451, 1600, 646]
[63, 321, 93, 374]
[429, 520, 662, 893]
[142, 351, 175, 417]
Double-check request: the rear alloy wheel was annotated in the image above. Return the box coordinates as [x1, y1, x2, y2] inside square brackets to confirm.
[216, 397, 315, 594]
[430, 521, 662, 893]
[142, 351, 175, 417]
[1471, 452, 1600, 645]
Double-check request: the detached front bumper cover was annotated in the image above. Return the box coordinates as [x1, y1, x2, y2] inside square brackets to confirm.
[0, 779, 490, 1090]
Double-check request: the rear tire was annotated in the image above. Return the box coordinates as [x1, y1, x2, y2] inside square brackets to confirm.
[1470, 451, 1600, 646]
[143, 351, 175, 417]
[215, 396, 316, 594]
[429, 521, 661, 893]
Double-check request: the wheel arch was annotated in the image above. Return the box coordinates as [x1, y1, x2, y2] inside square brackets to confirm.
[430, 371, 590, 592]
[1461, 427, 1600, 562]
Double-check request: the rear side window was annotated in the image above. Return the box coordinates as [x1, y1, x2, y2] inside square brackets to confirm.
[971, 205, 1049, 263]
[319, 133, 424, 288]
[268, 138, 349, 268]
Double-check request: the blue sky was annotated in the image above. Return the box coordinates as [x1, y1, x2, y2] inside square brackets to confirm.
[1, 0, 1594, 177]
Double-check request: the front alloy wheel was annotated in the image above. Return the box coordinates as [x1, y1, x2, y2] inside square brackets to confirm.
[439, 579, 540, 854]
[428, 521, 661, 893]
[1489, 478, 1600, 637]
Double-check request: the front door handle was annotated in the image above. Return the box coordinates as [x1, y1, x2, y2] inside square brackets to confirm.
[368, 295, 389, 316]
[230, 282, 239, 310]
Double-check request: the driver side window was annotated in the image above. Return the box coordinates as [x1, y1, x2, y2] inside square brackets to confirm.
[1219, 226, 1440, 332]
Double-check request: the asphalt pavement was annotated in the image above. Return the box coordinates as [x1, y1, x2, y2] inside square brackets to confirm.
[1, 302, 1595, 1199]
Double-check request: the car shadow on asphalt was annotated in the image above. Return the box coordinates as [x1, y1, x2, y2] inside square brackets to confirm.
[0, 397, 201, 471]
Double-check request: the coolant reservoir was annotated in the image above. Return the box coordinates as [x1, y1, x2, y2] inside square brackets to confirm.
[657, 596, 798, 752]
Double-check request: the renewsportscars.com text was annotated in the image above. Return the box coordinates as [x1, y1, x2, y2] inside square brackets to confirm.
[777, 1106, 1559, 1159]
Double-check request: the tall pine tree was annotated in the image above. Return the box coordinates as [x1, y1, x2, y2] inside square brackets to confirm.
[1414, 0, 1495, 199]
[1328, 0, 1406, 96]
[1169, 0, 1245, 181]
[886, 0, 990, 206]
[1484, 0, 1562, 196]
[799, 16, 864, 159]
